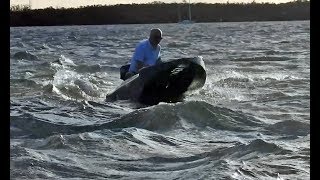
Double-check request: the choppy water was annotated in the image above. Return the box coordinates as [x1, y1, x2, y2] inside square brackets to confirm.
[10, 21, 310, 179]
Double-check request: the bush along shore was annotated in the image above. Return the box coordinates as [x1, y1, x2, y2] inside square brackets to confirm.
[10, 1, 309, 26]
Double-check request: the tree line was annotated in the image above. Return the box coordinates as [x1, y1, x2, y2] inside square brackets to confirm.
[10, 1, 309, 26]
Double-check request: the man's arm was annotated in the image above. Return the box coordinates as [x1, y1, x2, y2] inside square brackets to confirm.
[131, 42, 145, 72]
[136, 61, 144, 71]
[137, 54, 161, 71]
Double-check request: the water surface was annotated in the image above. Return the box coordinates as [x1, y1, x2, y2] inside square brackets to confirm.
[10, 21, 310, 179]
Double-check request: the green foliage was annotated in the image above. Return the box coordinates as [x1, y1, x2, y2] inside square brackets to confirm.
[148, 1, 165, 4]
[10, 4, 31, 12]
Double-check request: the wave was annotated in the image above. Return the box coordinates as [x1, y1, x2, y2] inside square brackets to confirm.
[108, 101, 263, 132]
[74, 79, 100, 97]
[231, 56, 290, 62]
[10, 101, 264, 138]
[10, 130, 301, 179]
[10, 111, 106, 139]
[74, 64, 118, 73]
[265, 120, 309, 136]
[217, 71, 302, 89]
[279, 40, 291, 44]
[10, 113, 69, 138]
[10, 79, 39, 88]
[10, 55, 116, 100]
[49, 55, 119, 73]
[16, 42, 27, 48]
[259, 79, 307, 90]
[216, 77, 253, 89]
[254, 91, 292, 103]
[112, 139, 288, 178]
[49, 68, 103, 100]
[57, 55, 76, 66]
[40, 43, 52, 50]
[220, 139, 291, 159]
[51, 84, 98, 100]
[167, 41, 191, 48]
[264, 50, 299, 56]
[10, 98, 132, 138]
[12, 51, 39, 61]
[10, 144, 104, 179]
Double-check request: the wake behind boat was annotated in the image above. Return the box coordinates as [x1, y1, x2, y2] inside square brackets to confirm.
[106, 56, 206, 105]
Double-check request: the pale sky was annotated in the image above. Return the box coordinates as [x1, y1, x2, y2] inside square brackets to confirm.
[11, 0, 294, 9]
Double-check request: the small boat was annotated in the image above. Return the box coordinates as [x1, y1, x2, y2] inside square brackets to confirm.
[106, 56, 206, 105]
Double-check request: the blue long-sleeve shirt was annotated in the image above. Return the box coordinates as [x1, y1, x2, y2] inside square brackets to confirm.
[128, 39, 161, 73]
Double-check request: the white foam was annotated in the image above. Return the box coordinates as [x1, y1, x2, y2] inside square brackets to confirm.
[59, 55, 76, 66]
[53, 69, 80, 86]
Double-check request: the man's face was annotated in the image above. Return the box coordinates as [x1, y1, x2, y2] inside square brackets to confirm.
[151, 32, 162, 45]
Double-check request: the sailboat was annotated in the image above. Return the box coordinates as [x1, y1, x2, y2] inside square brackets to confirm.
[178, 0, 194, 24]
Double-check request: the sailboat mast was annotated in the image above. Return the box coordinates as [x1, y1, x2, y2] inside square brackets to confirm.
[178, 4, 181, 22]
[188, 0, 192, 21]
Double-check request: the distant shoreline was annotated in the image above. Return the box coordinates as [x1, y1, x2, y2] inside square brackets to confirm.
[9, 20, 310, 29]
[10, 1, 309, 27]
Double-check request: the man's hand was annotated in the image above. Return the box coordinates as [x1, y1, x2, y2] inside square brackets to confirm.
[136, 61, 144, 71]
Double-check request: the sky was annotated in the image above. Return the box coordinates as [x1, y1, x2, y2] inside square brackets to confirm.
[10, 0, 294, 9]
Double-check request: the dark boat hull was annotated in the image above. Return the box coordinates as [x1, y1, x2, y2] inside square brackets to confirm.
[106, 56, 206, 105]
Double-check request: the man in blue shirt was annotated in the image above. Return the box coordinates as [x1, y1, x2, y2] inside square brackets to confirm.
[124, 28, 162, 79]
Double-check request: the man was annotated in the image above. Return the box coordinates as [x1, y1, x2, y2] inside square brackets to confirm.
[124, 28, 163, 80]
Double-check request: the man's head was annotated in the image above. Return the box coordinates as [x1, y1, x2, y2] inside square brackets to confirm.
[149, 28, 162, 47]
